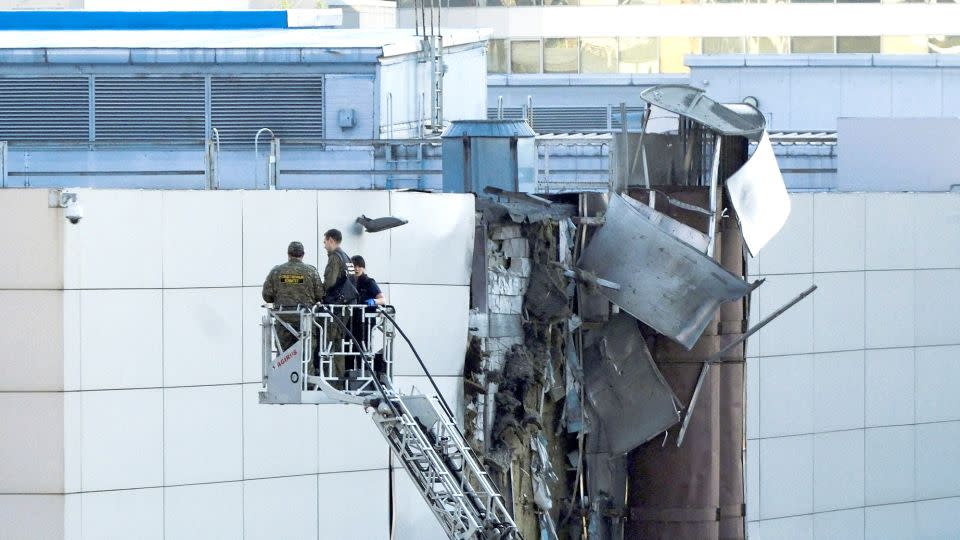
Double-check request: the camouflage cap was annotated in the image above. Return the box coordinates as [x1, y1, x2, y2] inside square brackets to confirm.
[287, 241, 305, 257]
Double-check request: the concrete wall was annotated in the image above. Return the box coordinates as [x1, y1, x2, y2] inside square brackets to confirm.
[746, 192, 960, 539]
[0, 188, 474, 540]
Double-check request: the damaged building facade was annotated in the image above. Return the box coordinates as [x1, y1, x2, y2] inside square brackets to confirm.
[454, 86, 805, 540]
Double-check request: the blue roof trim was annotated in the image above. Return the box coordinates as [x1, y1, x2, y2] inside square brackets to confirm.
[0, 11, 290, 31]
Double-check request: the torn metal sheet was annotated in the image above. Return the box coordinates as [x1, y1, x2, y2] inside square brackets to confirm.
[583, 313, 681, 454]
[725, 131, 792, 256]
[640, 85, 766, 137]
[620, 193, 709, 252]
[578, 193, 754, 349]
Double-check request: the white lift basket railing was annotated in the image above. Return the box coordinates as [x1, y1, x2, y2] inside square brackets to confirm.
[259, 304, 522, 540]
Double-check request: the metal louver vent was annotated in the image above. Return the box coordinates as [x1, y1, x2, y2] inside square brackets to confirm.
[0, 77, 89, 142]
[487, 106, 612, 133]
[94, 77, 205, 142]
[211, 76, 323, 145]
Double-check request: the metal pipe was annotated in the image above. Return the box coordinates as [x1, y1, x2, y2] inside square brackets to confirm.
[254, 127, 275, 190]
[497, 95, 503, 119]
[706, 134, 722, 257]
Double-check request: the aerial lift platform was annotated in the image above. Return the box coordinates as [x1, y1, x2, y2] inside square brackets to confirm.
[259, 304, 521, 540]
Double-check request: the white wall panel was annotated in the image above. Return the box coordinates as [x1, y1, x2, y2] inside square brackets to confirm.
[943, 70, 960, 119]
[742, 69, 791, 131]
[891, 68, 942, 117]
[864, 502, 915, 540]
[760, 354, 814, 438]
[914, 270, 960, 347]
[864, 271, 915, 350]
[389, 191, 474, 286]
[63, 393, 81, 494]
[915, 345, 960, 424]
[812, 272, 865, 353]
[813, 193, 864, 273]
[915, 421, 960, 500]
[242, 190, 320, 287]
[63, 290, 81, 392]
[760, 434, 814, 520]
[0, 495, 64, 540]
[243, 382, 319, 479]
[80, 289, 162, 390]
[243, 475, 319, 540]
[164, 482, 243, 540]
[864, 348, 915, 428]
[812, 508, 863, 540]
[813, 351, 864, 432]
[0, 393, 63, 494]
[81, 488, 162, 540]
[242, 286, 268, 384]
[0, 189, 62, 289]
[759, 274, 815, 357]
[80, 389, 163, 491]
[865, 426, 915, 506]
[757, 514, 813, 540]
[864, 193, 915, 271]
[323, 75, 375, 140]
[164, 385, 242, 485]
[389, 284, 469, 377]
[63, 190, 162, 289]
[317, 403, 389, 474]
[913, 194, 960, 269]
[915, 497, 960, 540]
[392, 464, 448, 540]
[747, 285, 760, 358]
[162, 288, 243, 387]
[813, 430, 864, 513]
[757, 193, 813, 275]
[840, 68, 892, 119]
[0, 290, 64, 391]
[316, 190, 392, 284]
[317, 470, 390, 540]
[747, 438, 760, 522]
[746, 357, 760, 440]
[791, 69, 841, 132]
[161, 191, 242, 288]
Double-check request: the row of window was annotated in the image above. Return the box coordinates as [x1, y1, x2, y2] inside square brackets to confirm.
[487, 36, 960, 74]
[401, 0, 953, 6]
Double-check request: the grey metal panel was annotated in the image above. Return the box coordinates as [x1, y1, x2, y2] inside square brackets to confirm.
[441, 119, 535, 138]
[577, 193, 751, 350]
[322, 74, 375, 139]
[129, 48, 217, 64]
[45, 48, 131, 64]
[0, 76, 89, 142]
[583, 313, 681, 454]
[641, 85, 765, 136]
[211, 75, 323, 145]
[93, 76, 205, 142]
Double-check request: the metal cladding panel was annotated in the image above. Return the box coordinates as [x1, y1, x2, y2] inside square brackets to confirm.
[583, 313, 681, 454]
[0, 77, 89, 142]
[211, 76, 323, 145]
[578, 193, 751, 350]
[726, 131, 791, 256]
[94, 77, 205, 142]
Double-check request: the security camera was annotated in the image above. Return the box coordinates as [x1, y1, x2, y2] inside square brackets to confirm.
[64, 198, 83, 224]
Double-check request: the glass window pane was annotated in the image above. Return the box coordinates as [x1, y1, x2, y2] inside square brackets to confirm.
[487, 39, 509, 73]
[398, 0, 415, 6]
[747, 36, 789, 54]
[619, 37, 658, 73]
[789, 0, 834, 3]
[881, 36, 928, 53]
[580, 37, 618, 73]
[579, 0, 617, 4]
[659, 36, 701, 73]
[929, 35, 960, 53]
[543, 38, 579, 73]
[838, 0, 878, 3]
[485, 0, 540, 5]
[511, 40, 541, 73]
[619, 0, 659, 4]
[544, 0, 578, 4]
[702, 37, 745, 54]
[882, 0, 926, 3]
[837, 36, 880, 53]
[791, 36, 835, 53]
[448, 0, 478, 6]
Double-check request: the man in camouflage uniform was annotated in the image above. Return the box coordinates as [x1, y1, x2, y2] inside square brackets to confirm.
[262, 241, 323, 355]
[321, 229, 359, 380]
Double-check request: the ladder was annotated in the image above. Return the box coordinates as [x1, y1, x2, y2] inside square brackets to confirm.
[428, 35, 444, 134]
[259, 305, 521, 539]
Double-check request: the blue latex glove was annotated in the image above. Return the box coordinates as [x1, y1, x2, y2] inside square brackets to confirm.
[365, 298, 377, 307]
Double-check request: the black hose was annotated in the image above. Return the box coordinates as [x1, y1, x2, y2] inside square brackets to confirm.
[316, 304, 400, 419]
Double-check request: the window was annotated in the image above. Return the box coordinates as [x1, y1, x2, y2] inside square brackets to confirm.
[702, 37, 745, 54]
[747, 36, 789, 54]
[929, 35, 960, 53]
[881, 36, 928, 53]
[487, 39, 509, 73]
[619, 37, 658, 73]
[543, 38, 579, 73]
[659, 37, 701, 73]
[791, 36, 835, 53]
[511, 40, 541, 73]
[837, 36, 881, 53]
[543, 0, 578, 4]
[580, 37, 618, 73]
[485, 0, 540, 5]
[448, 0, 478, 5]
